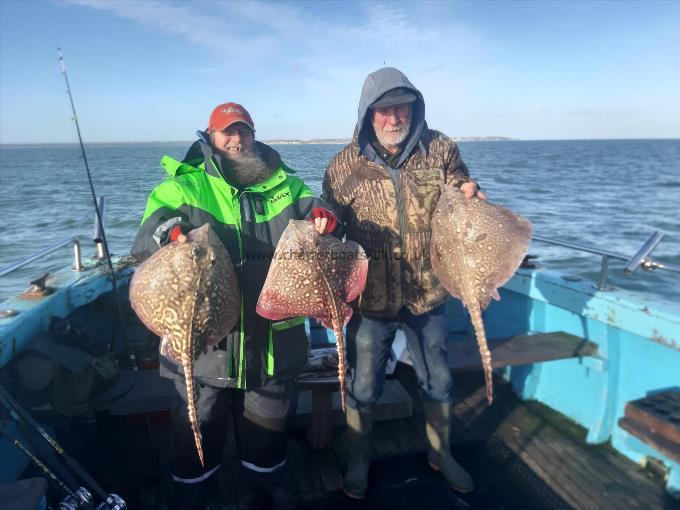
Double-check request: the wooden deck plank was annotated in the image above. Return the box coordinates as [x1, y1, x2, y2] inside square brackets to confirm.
[288, 430, 328, 496]
[390, 366, 669, 510]
[452, 373, 667, 510]
[287, 434, 316, 495]
[498, 419, 608, 508]
[454, 374, 660, 509]
[447, 331, 598, 371]
[369, 419, 411, 459]
[536, 434, 647, 509]
[287, 364, 669, 507]
[310, 449, 343, 492]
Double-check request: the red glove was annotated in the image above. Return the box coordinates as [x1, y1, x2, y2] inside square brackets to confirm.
[308, 208, 337, 234]
[168, 224, 184, 243]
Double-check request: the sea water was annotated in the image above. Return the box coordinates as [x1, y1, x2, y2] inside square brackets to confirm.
[1, 139, 678, 305]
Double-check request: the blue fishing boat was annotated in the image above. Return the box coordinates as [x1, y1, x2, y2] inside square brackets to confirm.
[1, 204, 678, 509]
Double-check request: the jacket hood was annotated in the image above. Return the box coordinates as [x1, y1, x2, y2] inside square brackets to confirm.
[356, 67, 426, 168]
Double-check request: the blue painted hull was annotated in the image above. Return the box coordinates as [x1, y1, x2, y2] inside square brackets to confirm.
[1, 262, 678, 494]
[485, 269, 680, 495]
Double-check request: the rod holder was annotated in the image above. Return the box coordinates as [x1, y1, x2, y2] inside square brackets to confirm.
[94, 196, 106, 259]
[598, 255, 610, 290]
[72, 240, 83, 271]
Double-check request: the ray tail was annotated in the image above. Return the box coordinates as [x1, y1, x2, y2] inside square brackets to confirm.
[468, 300, 494, 405]
[321, 286, 347, 413]
[314, 255, 346, 413]
[182, 272, 205, 467]
[182, 347, 204, 467]
[332, 318, 347, 413]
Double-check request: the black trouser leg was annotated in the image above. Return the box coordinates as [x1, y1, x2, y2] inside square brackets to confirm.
[234, 378, 297, 510]
[170, 377, 230, 509]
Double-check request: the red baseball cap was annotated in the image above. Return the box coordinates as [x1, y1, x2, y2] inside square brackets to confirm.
[207, 102, 255, 132]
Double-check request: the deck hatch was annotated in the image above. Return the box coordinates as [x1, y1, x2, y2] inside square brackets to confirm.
[618, 390, 680, 463]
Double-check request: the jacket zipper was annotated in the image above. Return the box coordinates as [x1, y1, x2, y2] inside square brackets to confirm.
[381, 163, 405, 310]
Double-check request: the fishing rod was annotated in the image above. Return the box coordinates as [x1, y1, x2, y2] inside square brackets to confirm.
[57, 48, 137, 371]
[0, 422, 77, 498]
[57, 49, 160, 480]
[0, 383, 108, 501]
[0, 424, 126, 510]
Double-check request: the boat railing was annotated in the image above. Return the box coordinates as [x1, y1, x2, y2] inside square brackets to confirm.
[1, 205, 676, 291]
[532, 231, 680, 290]
[0, 196, 109, 278]
[0, 237, 84, 277]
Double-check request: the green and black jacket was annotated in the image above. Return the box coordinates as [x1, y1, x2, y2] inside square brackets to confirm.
[131, 138, 333, 389]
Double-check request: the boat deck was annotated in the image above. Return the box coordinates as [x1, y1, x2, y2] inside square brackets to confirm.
[5, 292, 675, 509]
[26, 365, 671, 510]
[281, 366, 672, 510]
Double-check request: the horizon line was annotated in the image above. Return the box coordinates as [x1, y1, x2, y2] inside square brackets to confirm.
[2, 137, 679, 147]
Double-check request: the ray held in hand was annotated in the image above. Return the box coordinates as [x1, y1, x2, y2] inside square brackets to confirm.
[256, 220, 368, 412]
[130, 223, 240, 466]
[431, 186, 533, 404]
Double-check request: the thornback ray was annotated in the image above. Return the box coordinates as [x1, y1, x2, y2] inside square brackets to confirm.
[256, 220, 368, 412]
[129, 224, 240, 466]
[431, 187, 532, 405]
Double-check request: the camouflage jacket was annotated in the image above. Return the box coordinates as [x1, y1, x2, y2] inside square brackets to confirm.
[322, 128, 473, 318]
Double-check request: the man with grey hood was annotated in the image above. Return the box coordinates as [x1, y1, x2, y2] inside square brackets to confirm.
[322, 67, 485, 499]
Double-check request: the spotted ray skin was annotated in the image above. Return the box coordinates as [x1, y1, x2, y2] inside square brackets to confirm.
[129, 224, 239, 465]
[431, 187, 532, 404]
[256, 220, 368, 412]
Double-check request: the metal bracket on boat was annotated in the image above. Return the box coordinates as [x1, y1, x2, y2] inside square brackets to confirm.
[624, 231, 667, 274]
[520, 254, 539, 269]
[532, 231, 679, 290]
[579, 354, 608, 372]
[20, 273, 55, 299]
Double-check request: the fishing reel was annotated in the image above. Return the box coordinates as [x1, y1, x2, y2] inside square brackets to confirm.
[57, 487, 126, 510]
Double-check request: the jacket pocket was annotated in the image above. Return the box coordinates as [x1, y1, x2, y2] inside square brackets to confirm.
[267, 318, 309, 379]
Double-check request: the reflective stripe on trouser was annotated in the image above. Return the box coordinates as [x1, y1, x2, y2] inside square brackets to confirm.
[236, 378, 297, 472]
[170, 375, 298, 480]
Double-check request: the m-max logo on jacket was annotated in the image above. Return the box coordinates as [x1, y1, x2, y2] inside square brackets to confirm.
[270, 191, 290, 204]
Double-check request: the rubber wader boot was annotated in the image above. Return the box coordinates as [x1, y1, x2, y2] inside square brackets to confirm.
[423, 401, 474, 493]
[343, 405, 373, 499]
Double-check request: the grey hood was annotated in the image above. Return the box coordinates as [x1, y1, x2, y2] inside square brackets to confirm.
[356, 67, 427, 169]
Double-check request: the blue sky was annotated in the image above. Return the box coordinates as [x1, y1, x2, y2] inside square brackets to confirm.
[1, 0, 678, 143]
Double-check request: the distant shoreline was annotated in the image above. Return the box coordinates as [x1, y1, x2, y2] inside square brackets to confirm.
[4, 137, 680, 148]
[0, 136, 516, 148]
[266, 136, 517, 144]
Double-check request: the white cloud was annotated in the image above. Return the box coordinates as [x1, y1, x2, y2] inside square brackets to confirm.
[64, 0, 274, 57]
[66, 0, 452, 60]
[60, 0, 495, 137]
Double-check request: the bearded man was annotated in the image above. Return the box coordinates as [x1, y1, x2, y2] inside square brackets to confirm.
[132, 102, 337, 509]
[322, 68, 485, 499]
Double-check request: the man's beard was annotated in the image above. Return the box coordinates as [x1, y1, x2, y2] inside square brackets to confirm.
[375, 120, 411, 148]
[216, 145, 271, 186]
